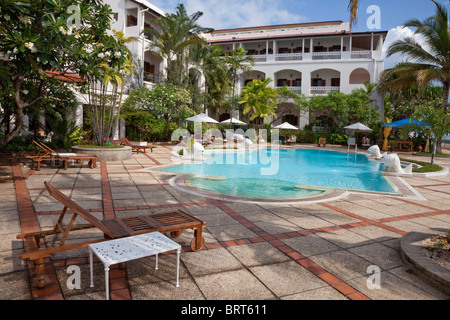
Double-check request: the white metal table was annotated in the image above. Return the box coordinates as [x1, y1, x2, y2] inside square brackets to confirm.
[89, 232, 181, 300]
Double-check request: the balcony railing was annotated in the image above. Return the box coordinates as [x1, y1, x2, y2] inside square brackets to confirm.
[275, 53, 302, 61]
[350, 51, 372, 59]
[249, 54, 267, 62]
[310, 86, 340, 95]
[275, 86, 302, 93]
[312, 52, 341, 60]
[242, 50, 374, 63]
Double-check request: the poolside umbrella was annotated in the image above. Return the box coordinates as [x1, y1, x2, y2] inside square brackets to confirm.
[344, 122, 372, 131]
[381, 118, 430, 129]
[274, 122, 299, 144]
[380, 118, 430, 151]
[274, 122, 299, 130]
[219, 117, 247, 126]
[185, 113, 219, 123]
[344, 123, 372, 153]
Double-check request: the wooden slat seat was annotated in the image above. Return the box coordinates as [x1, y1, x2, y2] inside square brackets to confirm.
[27, 141, 98, 170]
[17, 182, 206, 288]
[119, 137, 156, 153]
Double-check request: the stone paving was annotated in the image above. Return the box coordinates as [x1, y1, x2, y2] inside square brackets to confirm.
[0, 144, 449, 301]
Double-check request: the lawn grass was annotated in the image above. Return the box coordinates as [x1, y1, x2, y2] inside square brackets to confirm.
[400, 158, 443, 173]
[415, 152, 450, 157]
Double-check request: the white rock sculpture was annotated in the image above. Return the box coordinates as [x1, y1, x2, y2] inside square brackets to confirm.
[367, 145, 387, 159]
[380, 153, 413, 174]
[192, 142, 205, 159]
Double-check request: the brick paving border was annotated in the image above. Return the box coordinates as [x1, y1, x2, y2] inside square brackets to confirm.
[12, 156, 450, 300]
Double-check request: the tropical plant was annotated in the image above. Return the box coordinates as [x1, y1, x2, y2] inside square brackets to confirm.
[348, 0, 360, 28]
[123, 84, 194, 124]
[143, 4, 211, 87]
[304, 89, 380, 130]
[82, 30, 135, 146]
[225, 47, 255, 127]
[239, 78, 278, 128]
[0, 0, 115, 147]
[381, 0, 450, 152]
[189, 44, 231, 114]
[413, 98, 450, 165]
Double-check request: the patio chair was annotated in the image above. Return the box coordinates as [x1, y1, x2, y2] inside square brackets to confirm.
[318, 138, 326, 147]
[286, 135, 297, 145]
[347, 137, 357, 153]
[29, 141, 98, 170]
[119, 137, 156, 154]
[362, 137, 371, 149]
[17, 181, 206, 288]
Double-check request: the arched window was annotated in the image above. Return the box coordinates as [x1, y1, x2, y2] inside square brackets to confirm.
[349, 68, 371, 84]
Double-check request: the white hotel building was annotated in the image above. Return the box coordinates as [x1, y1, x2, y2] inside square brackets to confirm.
[203, 21, 388, 129]
[71, 1, 387, 133]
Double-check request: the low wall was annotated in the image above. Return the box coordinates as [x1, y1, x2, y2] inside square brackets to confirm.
[72, 146, 132, 162]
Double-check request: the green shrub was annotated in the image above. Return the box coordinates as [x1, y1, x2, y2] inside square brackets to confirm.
[0, 134, 37, 153]
[296, 130, 316, 143]
[327, 133, 348, 145]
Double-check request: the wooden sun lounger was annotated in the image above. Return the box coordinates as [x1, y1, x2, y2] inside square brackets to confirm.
[17, 182, 206, 288]
[119, 137, 156, 153]
[29, 141, 98, 170]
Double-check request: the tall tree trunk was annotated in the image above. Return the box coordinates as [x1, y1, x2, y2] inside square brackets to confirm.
[0, 77, 43, 147]
[437, 81, 450, 153]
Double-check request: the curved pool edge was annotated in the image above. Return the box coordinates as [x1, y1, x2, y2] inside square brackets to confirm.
[139, 151, 427, 204]
[169, 174, 351, 205]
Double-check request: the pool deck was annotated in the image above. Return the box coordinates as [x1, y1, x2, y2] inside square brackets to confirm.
[1, 143, 449, 302]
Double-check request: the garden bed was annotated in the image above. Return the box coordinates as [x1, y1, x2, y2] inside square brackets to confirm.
[422, 233, 450, 272]
[399, 158, 443, 173]
[72, 145, 131, 161]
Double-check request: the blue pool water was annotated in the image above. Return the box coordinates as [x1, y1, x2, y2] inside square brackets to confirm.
[161, 149, 396, 200]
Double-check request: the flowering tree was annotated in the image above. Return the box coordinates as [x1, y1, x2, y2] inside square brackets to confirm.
[80, 30, 135, 145]
[0, 0, 119, 147]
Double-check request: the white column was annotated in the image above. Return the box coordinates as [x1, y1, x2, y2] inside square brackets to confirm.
[302, 39, 305, 54]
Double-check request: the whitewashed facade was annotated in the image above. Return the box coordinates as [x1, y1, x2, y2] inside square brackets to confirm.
[202, 21, 388, 128]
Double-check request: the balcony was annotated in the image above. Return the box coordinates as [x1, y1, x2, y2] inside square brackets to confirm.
[310, 86, 340, 95]
[275, 86, 302, 93]
[350, 51, 372, 59]
[275, 53, 302, 62]
[312, 52, 341, 60]
[243, 50, 374, 63]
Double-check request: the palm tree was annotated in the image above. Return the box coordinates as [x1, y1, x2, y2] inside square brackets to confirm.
[224, 47, 254, 127]
[189, 44, 231, 114]
[143, 4, 211, 86]
[239, 78, 278, 128]
[348, 0, 360, 28]
[381, 0, 450, 152]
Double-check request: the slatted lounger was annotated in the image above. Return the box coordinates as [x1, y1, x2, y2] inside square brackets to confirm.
[28, 141, 98, 170]
[119, 137, 156, 154]
[17, 182, 206, 288]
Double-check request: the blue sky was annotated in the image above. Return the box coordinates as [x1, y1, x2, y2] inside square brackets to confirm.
[149, 0, 441, 31]
[149, 0, 448, 67]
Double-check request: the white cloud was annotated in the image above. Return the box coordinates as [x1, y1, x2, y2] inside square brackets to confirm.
[383, 26, 429, 69]
[149, 0, 305, 29]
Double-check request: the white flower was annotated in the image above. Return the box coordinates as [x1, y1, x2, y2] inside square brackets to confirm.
[84, 44, 93, 54]
[59, 26, 67, 35]
[22, 90, 29, 95]
[98, 52, 105, 58]
[114, 51, 121, 58]
[19, 15, 31, 25]
[105, 51, 111, 57]
[24, 42, 37, 53]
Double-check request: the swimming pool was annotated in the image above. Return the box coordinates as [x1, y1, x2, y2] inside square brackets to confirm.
[160, 148, 397, 200]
